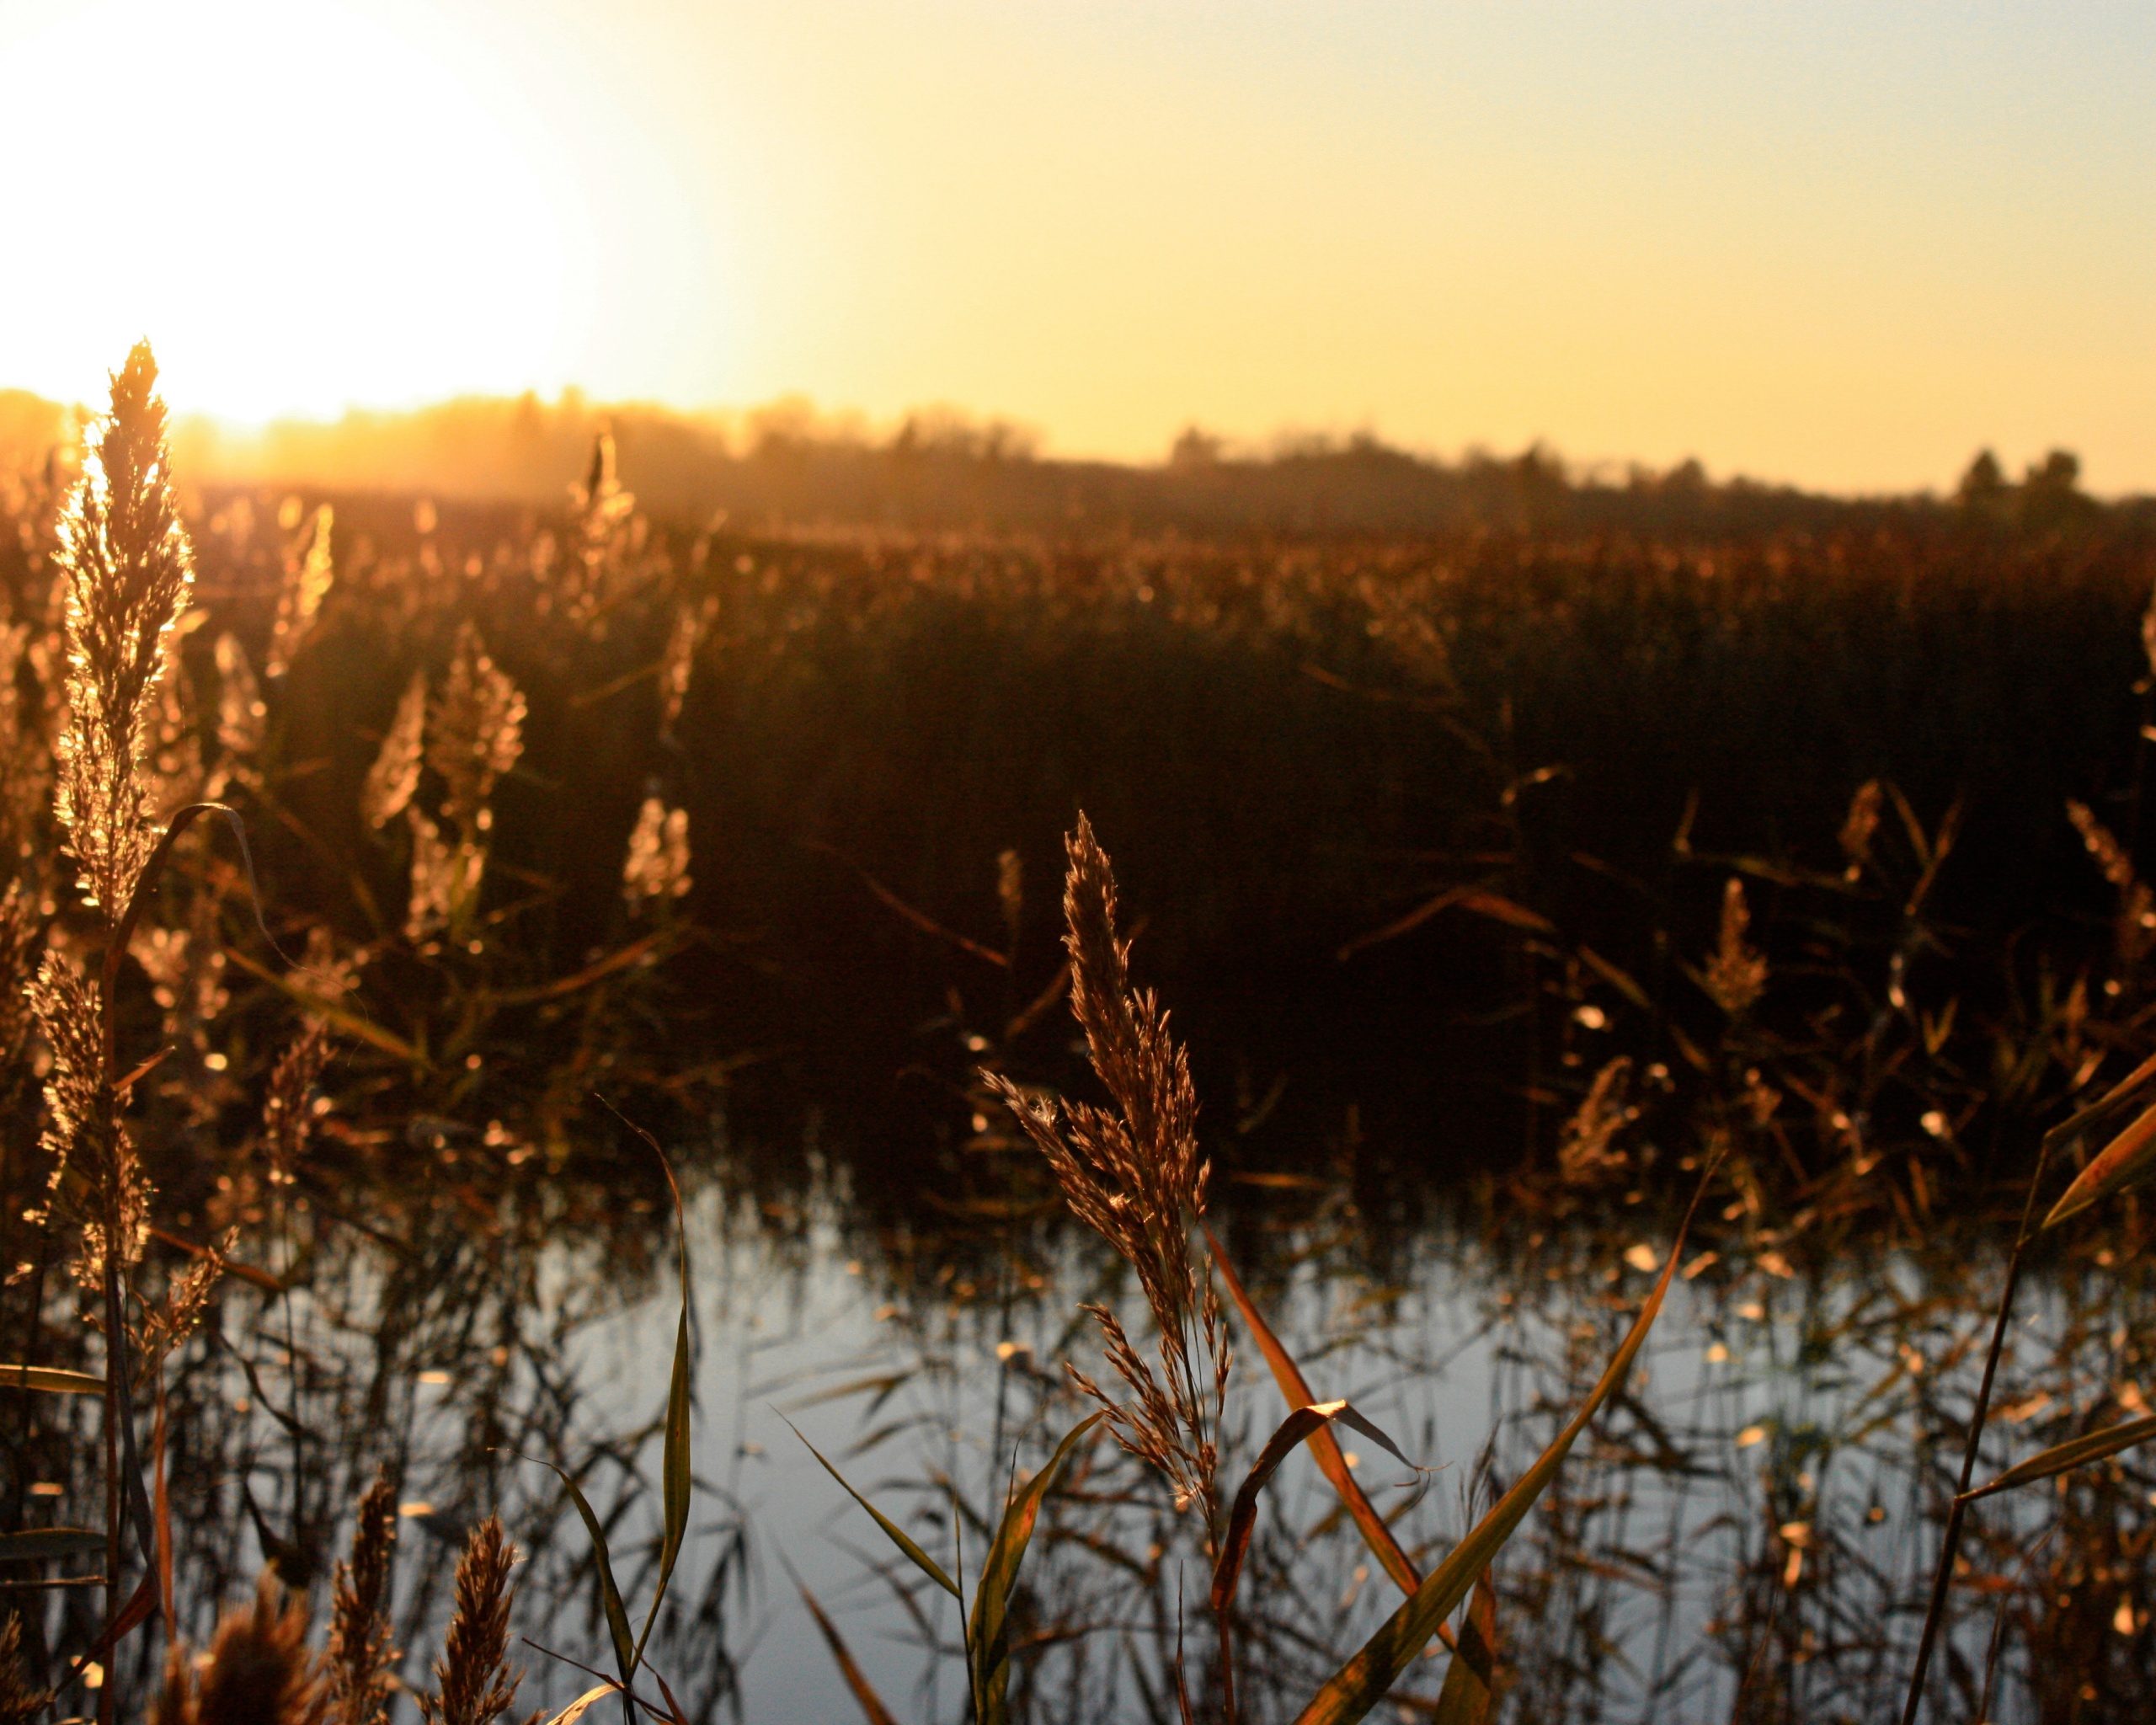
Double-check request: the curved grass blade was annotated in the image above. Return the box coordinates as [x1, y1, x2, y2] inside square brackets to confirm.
[795, 1573, 903, 1725]
[1961, 1413, 2156, 1504]
[0, 1528, 107, 1562]
[1430, 1575, 1498, 1725]
[1204, 1225, 1423, 1598]
[786, 1416, 959, 1599]
[969, 1413, 1104, 1722]
[1211, 1402, 1414, 1616]
[1291, 1163, 1710, 1725]
[541, 1684, 622, 1725]
[603, 1107, 696, 1670]
[510, 1453, 638, 1686]
[2044, 1097, 2156, 1230]
[0, 1364, 104, 1395]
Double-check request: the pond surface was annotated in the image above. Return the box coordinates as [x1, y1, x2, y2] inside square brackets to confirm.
[23, 1095, 2151, 1725]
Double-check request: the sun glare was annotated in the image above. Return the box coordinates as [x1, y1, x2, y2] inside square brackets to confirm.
[0, 0, 574, 421]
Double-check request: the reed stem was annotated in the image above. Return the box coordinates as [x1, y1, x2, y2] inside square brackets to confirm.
[1897, 1130, 2056, 1725]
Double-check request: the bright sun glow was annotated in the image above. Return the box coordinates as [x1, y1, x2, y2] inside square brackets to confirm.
[0, 0, 575, 420]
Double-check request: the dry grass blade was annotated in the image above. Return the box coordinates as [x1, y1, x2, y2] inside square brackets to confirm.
[1210, 1402, 1415, 1617]
[1429, 1577, 1498, 1725]
[1203, 1225, 1423, 1599]
[536, 1687, 619, 1725]
[0, 1529, 106, 1562]
[0, 1363, 104, 1394]
[1962, 1413, 2156, 1503]
[793, 1578, 902, 1725]
[2043, 1096, 2156, 1229]
[1291, 1162, 1711, 1725]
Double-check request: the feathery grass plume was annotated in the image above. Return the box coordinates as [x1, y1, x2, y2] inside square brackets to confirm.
[0, 879, 41, 1077]
[211, 632, 264, 778]
[622, 794, 691, 909]
[417, 1517, 527, 1725]
[0, 616, 46, 859]
[1557, 1055, 1636, 1185]
[426, 622, 525, 836]
[566, 429, 636, 626]
[325, 1471, 399, 1725]
[0, 1613, 52, 1725]
[1838, 778, 1883, 880]
[265, 505, 334, 678]
[262, 1022, 334, 1189]
[988, 815, 1229, 1523]
[134, 1226, 233, 1375]
[403, 806, 482, 943]
[2068, 798, 2155, 975]
[51, 340, 195, 914]
[656, 597, 712, 737]
[193, 1572, 326, 1725]
[360, 670, 427, 829]
[29, 949, 147, 1301]
[1703, 876, 1768, 1017]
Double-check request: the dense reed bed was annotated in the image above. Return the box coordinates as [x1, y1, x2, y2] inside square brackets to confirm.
[8, 350, 2156, 1721]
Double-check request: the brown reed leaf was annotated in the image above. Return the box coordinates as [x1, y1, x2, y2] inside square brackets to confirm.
[419, 1517, 528, 1725]
[326, 1471, 399, 1725]
[195, 1572, 328, 1725]
[52, 340, 196, 913]
[988, 814, 1229, 1523]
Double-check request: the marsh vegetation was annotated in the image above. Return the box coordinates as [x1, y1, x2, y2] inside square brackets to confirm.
[5, 351, 2156, 1722]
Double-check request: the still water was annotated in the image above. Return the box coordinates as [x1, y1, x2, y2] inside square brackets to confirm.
[54, 1108, 2149, 1725]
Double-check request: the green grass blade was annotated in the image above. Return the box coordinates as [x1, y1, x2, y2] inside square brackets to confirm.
[796, 1575, 904, 1725]
[0, 1364, 104, 1395]
[0, 1527, 107, 1562]
[968, 1412, 1104, 1722]
[511, 1452, 639, 1685]
[1962, 1413, 2156, 1503]
[1291, 1170, 1706, 1725]
[787, 1417, 960, 1599]
[613, 1114, 696, 1669]
[2044, 1097, 2156, 1230]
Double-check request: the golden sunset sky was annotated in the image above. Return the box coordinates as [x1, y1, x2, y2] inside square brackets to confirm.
[1, 0, 2150, 492]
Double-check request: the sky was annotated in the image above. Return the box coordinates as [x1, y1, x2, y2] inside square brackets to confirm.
[0, 0, 2151, 493]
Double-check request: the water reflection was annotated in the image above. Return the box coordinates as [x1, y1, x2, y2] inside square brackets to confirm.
[13, 1111, 2156, 1724]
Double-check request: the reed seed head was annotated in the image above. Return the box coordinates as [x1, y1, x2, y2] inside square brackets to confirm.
[417, 1517, 526, 1725]
[1703, 876, 1768, 1017]
[52, 339, 195, 914]
[326, 1470, 400, 1725]
[989, 814, 1229, 1522]
[0, 1613, 51, 1725]
[195, 1572, 328, 1725]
